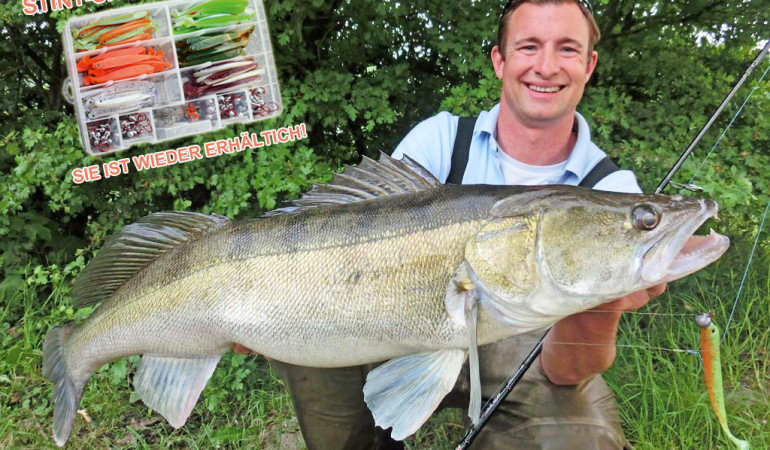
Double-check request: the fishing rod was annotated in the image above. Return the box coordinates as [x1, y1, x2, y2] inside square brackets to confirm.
[456, 39, 770, 450]
[655, 39, 770, 194]
[455, 329, 548, 450]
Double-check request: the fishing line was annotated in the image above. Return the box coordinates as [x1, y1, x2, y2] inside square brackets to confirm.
[582, 310, 694, 316]
[512, 340, 698, 353]
[688, 63, 770, 185]
[677, 61, 770, 343]
[511, 308, 708, 353]
[721, 196, 770, 343]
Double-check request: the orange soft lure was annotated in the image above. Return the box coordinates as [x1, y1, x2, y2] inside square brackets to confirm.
[79, 46, 170, 86]
[695, 313, 750, 449]
[73, 11, 154, 52]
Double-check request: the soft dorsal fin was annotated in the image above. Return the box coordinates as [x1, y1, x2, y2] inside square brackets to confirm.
[267, 152, 440, 216]
[72, 212, 229, 307]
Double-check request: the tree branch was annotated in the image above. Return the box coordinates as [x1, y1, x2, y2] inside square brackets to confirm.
[6, 24, 57, 81]
[603, 0, 732, 41]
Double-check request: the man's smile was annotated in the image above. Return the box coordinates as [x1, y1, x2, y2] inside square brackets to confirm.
[525, 83, 564, 94]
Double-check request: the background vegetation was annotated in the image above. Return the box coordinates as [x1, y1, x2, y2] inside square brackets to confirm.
[1, 0, 768, 448]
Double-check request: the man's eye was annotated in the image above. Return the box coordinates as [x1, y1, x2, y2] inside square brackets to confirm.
[561, 47, 578, 54]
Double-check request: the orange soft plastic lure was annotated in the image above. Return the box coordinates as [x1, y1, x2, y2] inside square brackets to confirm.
[79, 46, 170, 85]
[695, 313, 750, 449]
[97, 31, 154, 49]
[73, 11, 154, 52]
[98, 18, 152, 45]
[93, 52, 165, 70]
[84, 64, 156, 85]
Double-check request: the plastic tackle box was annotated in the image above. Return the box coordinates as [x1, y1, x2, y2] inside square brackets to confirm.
[63, 0, 281, 156]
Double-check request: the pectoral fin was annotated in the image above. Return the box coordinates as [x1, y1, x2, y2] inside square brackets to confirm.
[363, 349, 465, 440]
[133, 355, 221, 428]
[467, 299, 481, 425]
[445, 260, 477, 327]
[446, 262, 482, 424]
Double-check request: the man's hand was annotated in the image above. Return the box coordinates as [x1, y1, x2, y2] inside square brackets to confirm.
[232, 344, 260, 356]
[595, 283, 667, 312]
[540, 283, 667, 386]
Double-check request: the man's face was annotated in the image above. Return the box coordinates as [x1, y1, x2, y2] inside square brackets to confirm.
[491, 2, 598, 128]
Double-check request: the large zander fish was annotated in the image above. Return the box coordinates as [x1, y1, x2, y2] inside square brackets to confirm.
[44, 154, 729, 445]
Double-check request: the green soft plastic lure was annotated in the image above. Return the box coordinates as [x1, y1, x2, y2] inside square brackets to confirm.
[176, 27, 253, 67]
[188, 28, 252, 51]
[695, 313, 750, 450]
[175, 0, 249, 20]
[182, 47, 246, 67]
[174, 11, 255, 34]
[172, 0, 253, 34]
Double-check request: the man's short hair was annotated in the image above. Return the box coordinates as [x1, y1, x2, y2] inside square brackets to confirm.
[497, 0, 601, 56]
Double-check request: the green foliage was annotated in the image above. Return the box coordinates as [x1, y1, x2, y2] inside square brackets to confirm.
[2, 0, 770, 447]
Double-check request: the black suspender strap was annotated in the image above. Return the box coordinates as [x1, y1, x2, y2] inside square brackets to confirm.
[578, 156, 619, 188]
[448, 115, 619, 188]
[447, 116, 476, 184]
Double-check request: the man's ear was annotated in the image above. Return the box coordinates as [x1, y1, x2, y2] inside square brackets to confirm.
[585, 50, 598, 81]
[491, 45, 505, 80]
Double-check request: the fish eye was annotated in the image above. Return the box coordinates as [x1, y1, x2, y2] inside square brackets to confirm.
[632, 205, 660, 230]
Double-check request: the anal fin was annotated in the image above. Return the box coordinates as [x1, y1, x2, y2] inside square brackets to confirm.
[363, 349, 465, 441]
[133, 355, 221, 428]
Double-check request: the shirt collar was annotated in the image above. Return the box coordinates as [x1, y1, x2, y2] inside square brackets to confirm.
[562, 111, 594, 180]
[477, 103, 501, 139]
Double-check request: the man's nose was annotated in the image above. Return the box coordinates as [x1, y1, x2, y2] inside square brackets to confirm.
[534, 49, 559, 77]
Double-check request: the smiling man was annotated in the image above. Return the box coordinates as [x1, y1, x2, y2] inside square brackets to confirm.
[493, 0, 599, 163]
[389, 1, 666, 448]
[266, 1, 665, 449]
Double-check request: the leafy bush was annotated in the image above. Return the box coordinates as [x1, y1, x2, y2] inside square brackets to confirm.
[2, 1, 769, 447]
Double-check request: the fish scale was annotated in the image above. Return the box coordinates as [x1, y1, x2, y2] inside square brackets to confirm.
[43, 154, 729, 446]
[72, 194, 480, 361]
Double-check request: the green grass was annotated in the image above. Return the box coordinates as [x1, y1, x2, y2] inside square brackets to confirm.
[1, 253, 768, 449]
[605, 255, 770, 450]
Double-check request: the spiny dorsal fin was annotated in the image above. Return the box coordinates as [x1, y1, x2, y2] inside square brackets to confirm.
[267, 152, 440, 216]
[72, 212, 229, 307]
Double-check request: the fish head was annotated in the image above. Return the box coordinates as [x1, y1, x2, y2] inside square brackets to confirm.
[470, 186, 729, 309]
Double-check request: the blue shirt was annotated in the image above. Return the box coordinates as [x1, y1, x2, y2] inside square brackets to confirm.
[392, 103, 641, 193]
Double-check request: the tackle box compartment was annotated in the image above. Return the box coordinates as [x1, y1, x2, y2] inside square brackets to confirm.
[63, 0, 281, 156]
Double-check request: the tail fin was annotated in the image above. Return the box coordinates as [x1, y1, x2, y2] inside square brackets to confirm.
[43, 325, 87, 447]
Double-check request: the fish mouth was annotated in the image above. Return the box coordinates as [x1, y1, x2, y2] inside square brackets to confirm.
[641, 198, 730, 284]
[665, 228, 729, 280]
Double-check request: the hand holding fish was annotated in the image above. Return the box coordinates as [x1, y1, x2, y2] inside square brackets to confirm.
[541, 283, 667, 385]
[599, 282, 668, 312]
